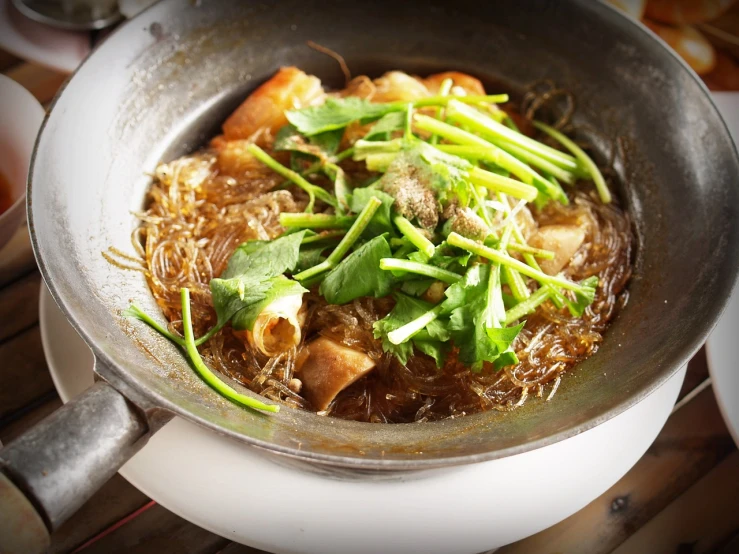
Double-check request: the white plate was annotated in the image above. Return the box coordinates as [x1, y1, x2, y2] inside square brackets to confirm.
[706, 92, 739, 447]
[39, 285, 685, 553]
[0, 0, 89, 73]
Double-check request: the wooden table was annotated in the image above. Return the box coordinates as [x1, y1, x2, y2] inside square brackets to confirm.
[1, 55, 738, 554]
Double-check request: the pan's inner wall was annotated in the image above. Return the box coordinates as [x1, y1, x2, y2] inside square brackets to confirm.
[30, 0, 739, 467]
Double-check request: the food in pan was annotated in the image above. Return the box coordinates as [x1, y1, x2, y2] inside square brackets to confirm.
[120, 65, 632, 422]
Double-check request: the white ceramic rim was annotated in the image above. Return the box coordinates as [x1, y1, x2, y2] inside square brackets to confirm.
[705, 92, 739, 448]
[0, 75, 45, 244]
[39, 284, 686, 553]
[706, 279, 739, 447]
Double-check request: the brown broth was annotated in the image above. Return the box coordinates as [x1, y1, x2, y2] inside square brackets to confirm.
[124, 71, 633, 423]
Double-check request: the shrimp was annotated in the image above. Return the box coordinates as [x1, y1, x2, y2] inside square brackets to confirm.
[221, 67, 325, 142]
[644, 20, 717, 74]
[372, 71, 430, 102]
[645, 0, 737, 25]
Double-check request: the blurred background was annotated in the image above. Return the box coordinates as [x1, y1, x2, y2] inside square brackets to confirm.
[608, 0, 739, 90]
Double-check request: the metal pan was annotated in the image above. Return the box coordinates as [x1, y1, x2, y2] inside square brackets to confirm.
[1, 0, 738, 550]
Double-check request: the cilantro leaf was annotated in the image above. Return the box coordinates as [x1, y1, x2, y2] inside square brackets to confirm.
[400, 278, 436, 297]
[221, 231, 305, 280]
[365, 111, 406, 140]
[319, 236, 394, 304]
[408, 242, 472, 273]
[275, 124, 344, 158]
[486, 324, 524, 369]
[414, 339, 450, 368]
[209, 276, 274, 328]
[349, 187, 396, 237]
[441, 264, 523, 371]
[211, 231, 306, 328]
[373, 293, 449, 366]
[296, 246, 327, 272]
[286, 97, 393, 136]
[564, 275, 599, 317]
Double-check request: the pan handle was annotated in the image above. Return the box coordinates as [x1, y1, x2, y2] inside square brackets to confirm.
[0, 380, 159, 553]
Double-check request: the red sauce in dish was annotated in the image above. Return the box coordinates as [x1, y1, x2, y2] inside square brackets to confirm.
[0, 172, 14, 215]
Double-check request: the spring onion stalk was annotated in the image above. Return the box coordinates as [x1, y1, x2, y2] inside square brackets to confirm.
[180, 288, 279, 413]
[445, 100, 580, 171]
[507, 241, 555, 260]
[504, 286, 551, 324]
[438, 143, 576, 181]
[289, 146, 356, 182]
[447, 232, 586, 293]
[404, 102, 414, 141]
[393, 242, 417, 259]
[379, 258, 462, 284]
[407, 94, 509, 108]
[468, 167, 539, 202]
[123, 304, 185, 346]
[430, 77, 454, 145]
[294, 197, 382, 281]
[393, 215, 436, 258]
[533, 121, 612, 204]
[504, 115, 520, 132]
[247, 144, 337, 212]
[469, 182, 495, 229]
[123, 304, 223, 347]
[440, 143, 579, 189]
[414, 115, 567, 202]
[387, 305, 445, 345]
[300, 230, 346, 245]
[390, 237, 411, 248]
[504, 265, 530, 302]
[545, 174, 567, 205]
[279, 213, 355, 229]
[482, 140, 582, 184]
[364, 153, 398, 172]
[498, 223, 530, 302]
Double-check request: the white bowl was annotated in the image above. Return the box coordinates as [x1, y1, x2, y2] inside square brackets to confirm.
[39, 284, 686, 553]
[0, 75, 45, 252]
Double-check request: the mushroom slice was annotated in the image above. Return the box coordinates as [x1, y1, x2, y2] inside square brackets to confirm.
[233, 294, 306, 357]
[529, 224, 586, 276]
[296, 337, 377, 411]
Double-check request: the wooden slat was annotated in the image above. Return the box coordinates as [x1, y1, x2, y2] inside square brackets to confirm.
[0, 225, 37, 288]
[613, 451, 739, 554]
[0, 270, 41, 343]
[0, 325, 55, 421]
[79, 502, 229, 554]
[6, 62, 67, 105]
[49, 475, 150, 554]
[498, 386, 736, 554]
[0, 49, 21, 72]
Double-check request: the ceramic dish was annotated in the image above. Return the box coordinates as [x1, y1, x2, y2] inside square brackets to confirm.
[706, 92, 739, 447]
[0, 74, 45, 251]
[39, 285, 686, 553]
